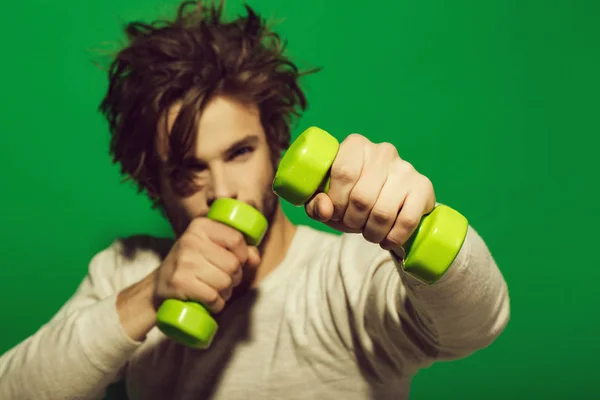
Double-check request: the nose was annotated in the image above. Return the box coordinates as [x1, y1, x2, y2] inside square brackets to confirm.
[206, 166, 237, 207]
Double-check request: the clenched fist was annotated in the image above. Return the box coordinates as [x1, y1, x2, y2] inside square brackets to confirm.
[153, 217, 261, 313]
[305, 133, 436, 256]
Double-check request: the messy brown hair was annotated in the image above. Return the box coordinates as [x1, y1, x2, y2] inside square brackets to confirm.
[99, 0, 319, 208]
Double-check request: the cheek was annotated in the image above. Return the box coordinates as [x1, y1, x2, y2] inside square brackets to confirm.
[158, 174, 205, 218]
[234, 149, 274, 197]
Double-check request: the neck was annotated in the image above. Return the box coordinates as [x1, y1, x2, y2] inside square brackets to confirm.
[245, 202, 296, 289]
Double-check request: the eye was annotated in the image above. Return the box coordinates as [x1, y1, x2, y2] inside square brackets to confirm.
[230, 146, 253, 159]
[191, 165, 207, 173]
[186, 162, 207, 173]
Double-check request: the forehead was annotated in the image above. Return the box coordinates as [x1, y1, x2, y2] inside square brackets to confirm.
[164, 95, 265, 159]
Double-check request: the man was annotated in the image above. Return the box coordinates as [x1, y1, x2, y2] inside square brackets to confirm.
[0, 1, 510, 399]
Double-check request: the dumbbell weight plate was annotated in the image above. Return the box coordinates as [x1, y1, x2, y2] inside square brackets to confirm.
[272, 126, 339, 206]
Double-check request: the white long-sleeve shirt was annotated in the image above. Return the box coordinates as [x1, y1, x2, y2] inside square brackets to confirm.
[0, 223, 510, 400]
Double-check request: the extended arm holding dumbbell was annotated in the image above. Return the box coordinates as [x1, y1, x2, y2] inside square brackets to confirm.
[274, 126, 510, 362]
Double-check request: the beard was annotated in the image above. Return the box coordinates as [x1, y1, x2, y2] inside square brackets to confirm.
[256, 180, 279, 228]
[161, 177, 280, 239]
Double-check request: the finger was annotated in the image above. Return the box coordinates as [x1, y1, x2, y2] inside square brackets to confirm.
[305, 193, 334, 222]
[343, 161, 388, 231]
[200, 288, 226, 313]
[232, 266, 243, 287]
[182, 278, 226, 314]
[246, 246, 262, 268]
[327, 135, 365, 222]
[381, 190, 429, 252]
[220, 285, 233, 303]
[193, 262, 234, 304]
[188, 219, 250, 265]
[363, 176, 408, 244]
[208, 227, 249, 265]
[201, 242, 242, 277]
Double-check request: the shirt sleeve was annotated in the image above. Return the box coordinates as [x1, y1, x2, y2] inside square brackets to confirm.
[336, 224, 510, 378]
[0, 241, 144, 400]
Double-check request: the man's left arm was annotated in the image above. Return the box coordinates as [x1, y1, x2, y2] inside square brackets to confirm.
[366, 223, 510, 364]
[304, 132, 510, 368]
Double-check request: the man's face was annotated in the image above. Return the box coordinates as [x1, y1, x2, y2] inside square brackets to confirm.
[157, 95, 279, 237]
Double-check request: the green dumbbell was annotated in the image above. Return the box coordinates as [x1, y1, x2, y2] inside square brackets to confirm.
[272, 126, 469, 284]
[155, 198, 268, 349]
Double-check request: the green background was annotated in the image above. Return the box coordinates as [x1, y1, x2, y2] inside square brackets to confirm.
[1, 0, 598, 398]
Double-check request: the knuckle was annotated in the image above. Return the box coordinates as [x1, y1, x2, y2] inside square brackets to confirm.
[383, 234, 403, 249]
[204, 289, 220, 306]
[175, 249, 195, 267]
[420, 173, 432, 184]
[378, 142, 398, 157]
[226, 231, 245, 248]
[212, 301, 225, 313]
[186, 217, 207, 233]
[393, 159, 414, 174]
[169, 273, 189, 291]
[331, 164, 359, 184]
[349, 192, 373, 211]
[400, 214, 421, 230]
[345, 133, 367, 144]
[178, 235, 197, 250]
[370, 207, 396, 225]
[404, 161, 416, 173]
[421, 175, 435, 193]
[225, 258, 241, 275]
[219, 275, 234, 291]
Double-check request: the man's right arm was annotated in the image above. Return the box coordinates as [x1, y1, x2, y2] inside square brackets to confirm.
[0, 218, 259, 400]
[0, 242, 148, 400]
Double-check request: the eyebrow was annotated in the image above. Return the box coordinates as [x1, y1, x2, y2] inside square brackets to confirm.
[224, 134, 260, 157]
[182, 134, 260, 168]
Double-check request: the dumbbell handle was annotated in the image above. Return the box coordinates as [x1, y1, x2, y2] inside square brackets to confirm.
[155, 198, 268, 349]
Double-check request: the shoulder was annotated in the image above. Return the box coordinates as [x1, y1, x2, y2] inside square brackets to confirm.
[112, 234, 174, 263]
[89, 234, 175, 290]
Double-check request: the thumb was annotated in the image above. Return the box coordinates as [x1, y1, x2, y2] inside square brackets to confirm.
[246, 245, 261, 268]
[305, 193, 334, 222]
